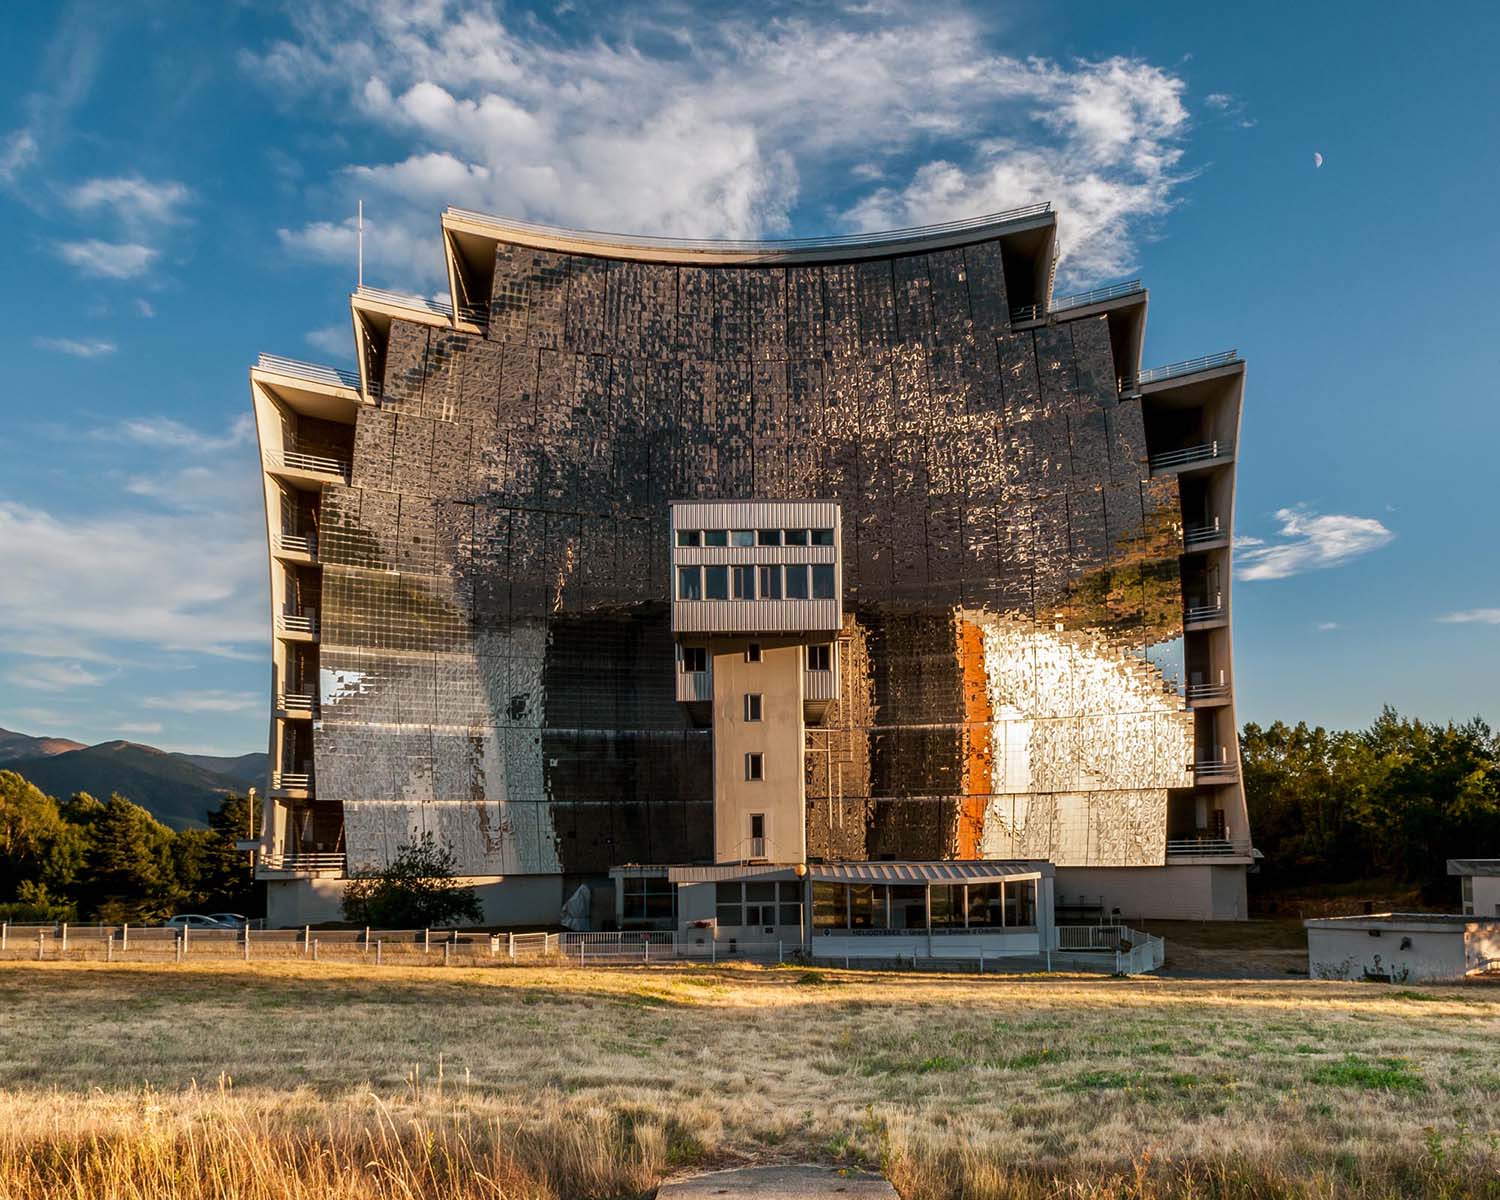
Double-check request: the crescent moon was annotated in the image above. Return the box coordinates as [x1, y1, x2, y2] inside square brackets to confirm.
[1314, 152, 1324, 168]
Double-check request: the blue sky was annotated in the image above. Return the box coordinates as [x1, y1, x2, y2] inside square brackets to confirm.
[1, 1, 1496, 755]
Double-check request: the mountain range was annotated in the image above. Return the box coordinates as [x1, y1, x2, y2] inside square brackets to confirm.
[0, 726, 267, 831]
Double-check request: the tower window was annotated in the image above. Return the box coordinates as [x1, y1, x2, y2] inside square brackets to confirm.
[807, 644, 831, 671]
[811, 528, 835, 546]
[745, 753, 764, 781]
[732, 565, 756, 599]
[731, 530, 755, 547]
[785, 564, 809, 599]
[704, 565, 729, 600]
[677, 566, 702, 600]
[745, 693, 762, 721]
[811, 564, 835, 599]
[676, 530, 701, 547]
[756, 529, 782, 546]
[681, 646, 707, 673]
[746, 642, 762, 663]
[759, 564, 783, 599]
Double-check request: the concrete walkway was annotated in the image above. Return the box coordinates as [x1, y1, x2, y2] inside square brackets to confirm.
[656, 1164, 897, 1199]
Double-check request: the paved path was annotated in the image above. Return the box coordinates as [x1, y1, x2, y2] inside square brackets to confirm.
[657, 1164, 897, 1199]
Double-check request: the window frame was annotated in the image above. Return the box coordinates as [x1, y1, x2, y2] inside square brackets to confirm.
[745, 752, 764, 781]
[677, 566, 702, 601]
[744, 693, 763, 722]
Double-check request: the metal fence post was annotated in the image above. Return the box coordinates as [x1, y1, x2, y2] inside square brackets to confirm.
[424, 928, 431, 955]
[182, 924, 188, 956]
[443, 942, 451, 967]
[644, 938, 649, 964]
[175, 935, 183, 964]
[711, 939, 716, 965]
[364, 926, 370, 952]
[304, 925, 311, 957]
[313, 938, 320, 962]
[37, 932, 45, 961]
[107, 933, 114, 963]
[60, 922, 68, 954]
[1, 922, 7, 951]
[122, 923, 128, 951]
[509, 932, 515, 962]
[978, 950, 984, 975]
[243, 928, 251, 962]
[778, 940, 783, 965]
[376, 939, 383, 966]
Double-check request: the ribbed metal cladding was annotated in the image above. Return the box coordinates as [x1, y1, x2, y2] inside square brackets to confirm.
[805, 860, 1052, 883]
[675, 598, 840, 634]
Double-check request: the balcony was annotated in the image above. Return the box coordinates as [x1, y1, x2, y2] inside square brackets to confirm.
[255, 354, 361, 392]
[1193, 758, 1239, 784]
[276, 692, 319, 719]
[1120, 350, 1241, 395]
[276, 611, 319, 642]
[1183, 518, 1228, 550]
[1184, 594, 1225, 628]
[1010, 278, 1143, 324]
[259, 850, 345, 876]
[271, 770, 313, 797]
[1167, 837, 1251, 860]
[747, 837, 767, 861]
[1149, 440, 1235, 473]
[1186, 681, 1232, 707]
[274, 531, 318, 564]
[262, 446, 350, 486]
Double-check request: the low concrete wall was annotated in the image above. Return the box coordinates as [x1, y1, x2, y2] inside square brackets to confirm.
[1305, 916, 1500, 982]
[265, 874, 565, 928]
[1056, 864, 1247, 920]
[809, 930, 1040, 960]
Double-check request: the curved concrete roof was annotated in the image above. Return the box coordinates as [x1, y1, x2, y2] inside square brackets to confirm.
[441, 203, 1054, 266]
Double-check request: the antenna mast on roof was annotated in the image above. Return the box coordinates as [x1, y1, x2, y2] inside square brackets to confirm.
[357, 200, 364, 289]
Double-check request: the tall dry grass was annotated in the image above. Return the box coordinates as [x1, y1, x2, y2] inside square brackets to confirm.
[1, 961, 1497, 1198]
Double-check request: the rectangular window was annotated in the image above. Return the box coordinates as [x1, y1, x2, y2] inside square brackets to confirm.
[732, 564, 756, 599]
[812, 882, 847, 929]
[744, 693, 762, 721]
[849, 884, 887, 930]
[1004, 879, 1037, 927]
[811, 564, 835, 599]
[966, 882, 1003, 928]
[704, 564, 729, 600]
[930, 885, 964, 928]
[784, 564, 809, 599]
[681, 646, 706, 673]
[784, 529, 808, 546]
[750, 813, 765, 839]
[731, 530, 755, 547]
[778, 881, 803, 928]
[622, 875, 674, 922]
[745, 880, 776, 926]
[745, 752, 763, 781]
[811, 528, 835, 546]
[715, 881, 742, 927]
[746, 642, 762, 663]
[677, 566, 702, 600]
[807, 644, 831, 672]
[889, 884, 927, 930]
[676, 529, 701, 547]
[756, 529, 782, 546]
[758, 564, 782, 599]
[704, 529, 728, 547]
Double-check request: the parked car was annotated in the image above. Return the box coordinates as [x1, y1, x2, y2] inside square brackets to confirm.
[165, 914, 227, 929]
[207, 913, 249, 929]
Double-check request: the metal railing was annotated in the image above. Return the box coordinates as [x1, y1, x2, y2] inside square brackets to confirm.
[276, 611, 318, 635]
[1056, 925, 1125, 951]
[276, 532, 317, 557]
[1120, 350, 1241, 392]
[354, 285, 454, 319]
[747, 837, 767, 860]
[1166, 837, 1250, 857]
[277, 692, 317, 714]
[454, 301, 488, 326]
[260, 851, 344, 872]
[1184, 594, 1224, 624]
[1013, 278, 1144, 322]
[1187, 681, 1232, 702]
[262, 447, 350, 479]
[1193, 760, 1239, 782]
[445, 203, 1052, 254]
[255, 354, 361, 391]
[1149, 440, 1233, 470]
[1116, 930, 1165, 975]
[272, 771, 312, 790]
[1183, 518, 1224, 547]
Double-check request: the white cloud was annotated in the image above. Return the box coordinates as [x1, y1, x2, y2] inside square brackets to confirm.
[1437, 608, 1500, 625]
[98, 413, 254, 454]
[65, 174, 193, 229]
[0, 500, 265, 659]
[1204, 93, 1233, 109]
[6, 661, 111, 692]
[53, 238, 157, 279]
[118, 721, 165, 735]
[305, 323, 352, 357]
[252, 5, 1198, 289]
[34, 336, 117, 358]
[0, 129, 37, 184]
[1314, 622, 1342, 632]
[143, 690, 262, 714]
[1236, 507, 1395, 582]
[135, 298, 156, 318]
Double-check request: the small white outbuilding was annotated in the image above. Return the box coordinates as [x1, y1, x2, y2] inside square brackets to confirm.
[1448, 859, 1500, 917]
[1305, 913, 1500, 983]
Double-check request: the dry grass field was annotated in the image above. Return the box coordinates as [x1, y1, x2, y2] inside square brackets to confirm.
[1, 960, 1497, 1199]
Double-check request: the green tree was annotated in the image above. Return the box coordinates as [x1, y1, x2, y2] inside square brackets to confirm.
[342, 832, 483, 928]
[196, 792, 259, 912]
[0, 772, 88, 901]
[80, 794, 178, 922]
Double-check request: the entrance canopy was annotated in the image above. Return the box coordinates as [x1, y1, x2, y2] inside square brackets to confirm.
[806, 860, 1051, 884]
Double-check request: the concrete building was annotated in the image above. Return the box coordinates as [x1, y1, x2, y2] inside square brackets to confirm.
[248, 201, 1253, 928]
[1449, 859, 1500, 917]
[1306, 914, 1500, 982]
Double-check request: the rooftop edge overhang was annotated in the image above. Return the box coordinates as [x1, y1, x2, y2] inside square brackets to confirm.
[249, 356, 363, 423]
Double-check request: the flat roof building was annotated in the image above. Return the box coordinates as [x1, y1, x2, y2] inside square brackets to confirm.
[248, 201, 1253, 929]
